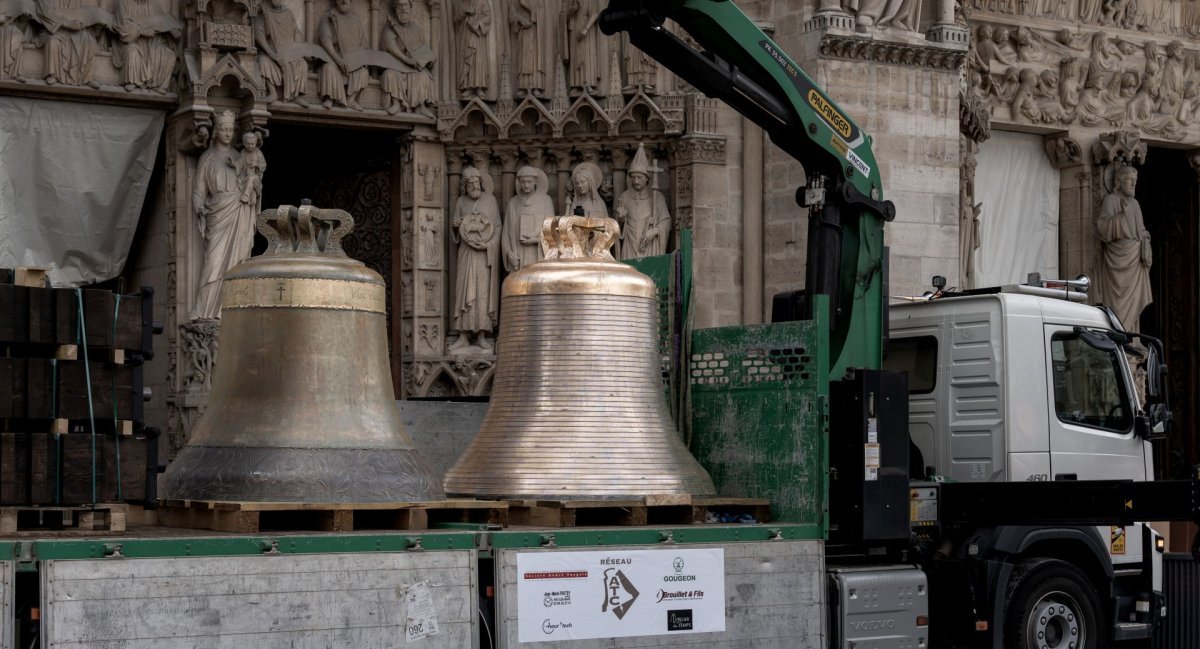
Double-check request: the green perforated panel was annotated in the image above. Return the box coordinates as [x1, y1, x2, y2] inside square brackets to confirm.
[687, 300, 829, 534]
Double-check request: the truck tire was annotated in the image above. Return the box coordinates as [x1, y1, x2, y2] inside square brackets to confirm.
[1004, 558, 1104, 649]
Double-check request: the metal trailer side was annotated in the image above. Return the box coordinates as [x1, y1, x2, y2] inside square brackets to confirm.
[491, 529, 825, 649]
[32, 532, 479, 649]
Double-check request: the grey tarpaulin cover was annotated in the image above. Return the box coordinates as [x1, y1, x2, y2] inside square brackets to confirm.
[0, 97, 164, 286]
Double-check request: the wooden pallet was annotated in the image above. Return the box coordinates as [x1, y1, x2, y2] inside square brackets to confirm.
[506, 496, 772, 527]
[156, 499, 509, 533]
[0, 503, 127, 534]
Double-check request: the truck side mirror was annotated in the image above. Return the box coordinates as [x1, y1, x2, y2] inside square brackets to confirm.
[1145, 344, 1163, 400]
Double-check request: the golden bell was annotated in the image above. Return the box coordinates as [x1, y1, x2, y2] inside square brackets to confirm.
[443, 215, 716, 499]
[161, 205, 444, 502]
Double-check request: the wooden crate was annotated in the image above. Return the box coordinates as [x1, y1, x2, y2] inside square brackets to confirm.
[0, 432, 147, 505]
[506, 496, 772, 528]
[156, 499, 509, 533]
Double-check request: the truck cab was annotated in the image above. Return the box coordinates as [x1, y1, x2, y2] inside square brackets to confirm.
[886, 279, 1169, 647]
[887, 284, 1151, 485]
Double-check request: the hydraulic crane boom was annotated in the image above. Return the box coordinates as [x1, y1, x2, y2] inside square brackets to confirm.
[599, 0, 896, 376]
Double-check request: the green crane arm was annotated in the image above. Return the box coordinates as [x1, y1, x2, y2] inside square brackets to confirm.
[600, 0, 895, 376]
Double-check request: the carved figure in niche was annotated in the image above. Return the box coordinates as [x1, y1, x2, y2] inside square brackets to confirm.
[449, 167, 500, 353]
[423, 278, 437, 311]
[418, 163, 440, 201]
[456, 0, 492, 99]
[419, 211, 440, 267]
[191, 111, 259, 321]
[1059, 57, 1084, 110]
[37, 0, 103, 87]
[568, 161, 607, 217]
[1097, 166, 1152, 333]
[382, 0, 436, 116]
[113, 0, 180, 93]
[510, 0, 549, 97]
[615, 145, 670, 260]
[1011, 69, 1042, 122]
[256, 0, 314, 105]
[1101, 0, 1135, 28]
[502, 165, 555, 271]
[1080, 0, 1103, 21]
[624, 40, 657, 93]
[972, 25, 1014, 69]
[566, 0, 601, 95]
[318, 0, 370, 109]
[237, 131, 266, 208]
[0, 3, 31, 81]
[1162, 41, 1186, 105]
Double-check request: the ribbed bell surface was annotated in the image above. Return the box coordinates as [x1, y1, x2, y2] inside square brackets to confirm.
[161, 204, 444, 503]
[443, 215, 715, 499]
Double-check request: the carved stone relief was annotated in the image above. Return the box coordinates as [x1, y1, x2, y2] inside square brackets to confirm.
[968, 21, 1200, 142]
[0, 0, 181, 95]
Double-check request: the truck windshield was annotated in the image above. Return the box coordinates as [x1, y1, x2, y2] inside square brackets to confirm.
[884, 336, 937, 394]
[1050, 332, 1132, 432]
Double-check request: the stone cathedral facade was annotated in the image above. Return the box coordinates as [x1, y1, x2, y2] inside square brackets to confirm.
[1, 0, 1197, 472]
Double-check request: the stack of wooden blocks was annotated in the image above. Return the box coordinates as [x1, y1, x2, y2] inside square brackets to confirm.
[0, 268, 157, 508]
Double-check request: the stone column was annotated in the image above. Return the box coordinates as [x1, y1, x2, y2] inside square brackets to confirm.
[669, 135, 736, 328]
[496, 147, 520, 208]
[399, 128, 448, 397]
[369, 0, 381, 49]
[610, 145, 630, 208]
[1044, 134, 1087, 283]
[742, 121, 764, 324]
[926, 0, 969, 44]
[549, 147, 573, 212]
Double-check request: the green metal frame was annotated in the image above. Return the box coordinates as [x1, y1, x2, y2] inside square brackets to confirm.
[688, 298, 831, 536]
[5, 531, 477, 563]
[490, 523, 819, 549]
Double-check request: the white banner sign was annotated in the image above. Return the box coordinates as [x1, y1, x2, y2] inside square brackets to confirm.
[516, 548, 725, 642]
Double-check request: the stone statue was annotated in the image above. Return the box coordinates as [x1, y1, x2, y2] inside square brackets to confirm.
[623, 38, 657, 93]
[255, 0, 312, 105]
[190, 111, 260, 321]
[615, 144, 670, 259]
[318, 0, 370, 109]
[1097, 166, 1153, 332]
[569, 161, 607, 217]
[450, 167, 500, 352]
[0, 4, 30, 81]
[236, 131, 266, 208]
[566, 0, 600, 95]
[381, 0, 435, 116]
[113, 0, 180, 92]
[456, 0, 492, 99]
[510, 0, 549, 97]
[502, 165, 555, 271]
[37, 0, 101, 87]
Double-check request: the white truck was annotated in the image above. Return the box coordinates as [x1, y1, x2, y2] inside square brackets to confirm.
[884, 276, 1174, 649]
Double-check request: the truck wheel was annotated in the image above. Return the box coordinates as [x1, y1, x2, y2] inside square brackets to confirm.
[1005, 559, 1104, 649]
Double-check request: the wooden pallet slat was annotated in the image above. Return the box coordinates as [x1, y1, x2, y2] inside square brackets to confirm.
[154, 499, 510, 533]
[506, 496, 773, 528]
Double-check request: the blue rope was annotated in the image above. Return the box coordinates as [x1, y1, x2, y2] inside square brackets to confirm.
[75, 289, 97, 506]
[110, 294, 122, 500]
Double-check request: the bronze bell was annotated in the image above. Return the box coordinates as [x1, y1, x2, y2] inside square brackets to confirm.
[161, 205, 444, 502]
[443, 215, 716, 499]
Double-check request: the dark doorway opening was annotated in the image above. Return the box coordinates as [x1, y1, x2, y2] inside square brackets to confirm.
[1137, 147, 1198, 479]
[261, 123, 403, 390]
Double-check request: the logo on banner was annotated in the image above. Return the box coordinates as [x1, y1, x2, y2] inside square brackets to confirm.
[543, 590, 572, 607]
[601, 568, 640, 620]
[673, 557, 685, 573]
[667, 609, 694, 631]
